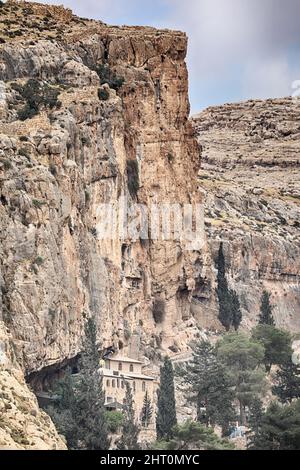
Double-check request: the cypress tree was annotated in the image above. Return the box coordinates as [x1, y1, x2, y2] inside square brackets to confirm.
[156, 356, 177, 440]
[73, 317, 110, 449]
[47, 317, 110, 450]
[259, 291, 275, 326]
[141, 391, 153, 428]
[272, 359, 300, 403]
[117, 381, 140, 450]
[246, 399, 265, 450]
[231, 289, 242, 331]
[216, 242, 242, 331]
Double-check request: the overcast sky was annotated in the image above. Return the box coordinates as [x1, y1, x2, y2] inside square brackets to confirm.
[26, 0, 300, 113]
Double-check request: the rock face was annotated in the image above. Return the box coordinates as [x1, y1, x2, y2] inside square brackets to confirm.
[0, 321, 66, 449]
[192, 98, 300, 332]
[0, 0, 205, 388]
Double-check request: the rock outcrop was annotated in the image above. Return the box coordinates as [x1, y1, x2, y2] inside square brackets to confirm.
[192, 98, 300, 332]
[0, 321, 66, 449]
[0, 0, 205, 406]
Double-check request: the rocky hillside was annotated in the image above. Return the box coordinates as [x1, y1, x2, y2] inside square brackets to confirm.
[0, 0, 209, 446]
[192, 98, 300, 332]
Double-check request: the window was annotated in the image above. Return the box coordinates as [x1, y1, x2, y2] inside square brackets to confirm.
[118, 362, 122, 371]
[107, 396, 112, 403]
[130, 364, 134, 372]
[117, 379, 119, 388]
[106, 380, 110, 387]
[142, 381, 146, 392]
[132, 381, 136, 392]
[121, 380, 124, 389]
[112, 379, 115, 388]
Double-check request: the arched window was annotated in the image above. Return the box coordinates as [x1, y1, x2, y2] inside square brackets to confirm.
[106, 380, 110, 387]
[118, 362, 122, 371]
[112, 379, 115, 388]
[142, 381, 146, 392]
[130, 364, 134, 372]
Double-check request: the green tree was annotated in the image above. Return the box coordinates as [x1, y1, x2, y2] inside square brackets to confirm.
[216, 242, 232, 331]
[216, 243, 242, 331]
[249, 400, 300, 450]
[259, 291, 275, 326]
[141, 391, 153, 428]
[246, 399, 265, 450]
[153, 420, 234, 450]
[156, 356, 177, 440]
[47, 317, 110, 450]
[117, 381, 140, 450]
[74, 317, 110, 449]
[46, 371, 79, 449]
[272, 359, 300, 403]
[179, 341, 236, 435]
[230, 289, 242, 331]
[252, 324, 292, 372]
[217, 333, 266, 425]
[104, 411, 124, 434]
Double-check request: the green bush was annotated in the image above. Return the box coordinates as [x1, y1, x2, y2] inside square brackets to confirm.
[98, 88, 109, 101]
[49, 164, 57, 176]
[104, 411, 124, 434]
[2, 159, 12, 170]
[126, 160, 139, 198]
[32, 199, 45, 209]
[34, 256, 44, 266]
[12, 79, 60, 121]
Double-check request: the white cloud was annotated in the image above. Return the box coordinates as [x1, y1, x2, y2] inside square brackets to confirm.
[166, 0, 300, 109]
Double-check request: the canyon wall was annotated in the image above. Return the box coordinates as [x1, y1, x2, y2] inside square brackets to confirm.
[0, 0, 207, 388]
[192, 98, 300, 333]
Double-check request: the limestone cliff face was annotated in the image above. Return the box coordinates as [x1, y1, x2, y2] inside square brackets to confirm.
[0, 0, 204, 389]
[192, 98, 300, 333]
[0, 321, 66, 449]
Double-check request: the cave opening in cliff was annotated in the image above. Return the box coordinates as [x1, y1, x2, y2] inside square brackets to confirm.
[26, 355, 80, 406]
[152, 298, 166, 324]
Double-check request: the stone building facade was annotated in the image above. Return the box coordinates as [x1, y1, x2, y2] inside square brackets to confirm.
[100, 355, 157, 423]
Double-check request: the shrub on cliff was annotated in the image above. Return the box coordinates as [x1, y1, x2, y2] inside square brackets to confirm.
[98, 88, 109, 101]
[12, 79, 60, 121]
